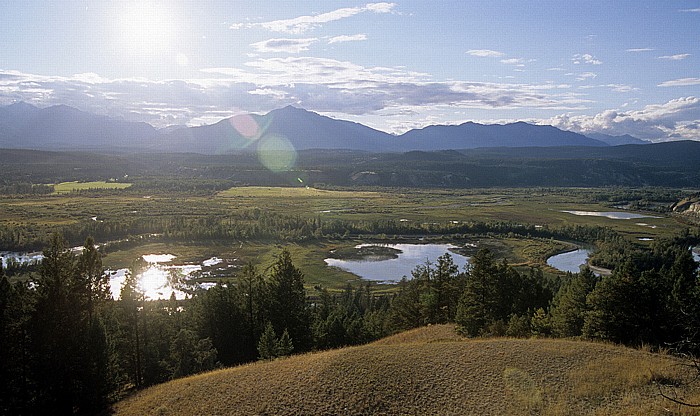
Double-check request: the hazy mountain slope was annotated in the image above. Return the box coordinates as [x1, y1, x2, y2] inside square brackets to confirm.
[0, 102, 157, 149]
[114, 325, 695, 416]
[585, 132, 649, 146]
[396, 121, 607, 149]
[157, 106, 394, 153]
[459, 140, 700, 167]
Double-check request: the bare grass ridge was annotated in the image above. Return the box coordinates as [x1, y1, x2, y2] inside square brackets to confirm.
[114, 325, 700, 415]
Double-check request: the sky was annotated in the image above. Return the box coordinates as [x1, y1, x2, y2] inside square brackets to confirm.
[1, 1, 699, 141]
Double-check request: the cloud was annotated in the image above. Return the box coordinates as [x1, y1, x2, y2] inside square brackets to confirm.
[574, 72, 597, 81]
[250, 38, 317, 53]
[0, 61, 590, 131]
[466, 49, 505, 57]
[500, 58, 524, 65]
[579, 84, 638, 93]
[680, 8, 700, 12]
[626, 48, 654, 52]
[572, 53, 602, 65]
[231, 3, 396, 34]
[657, 53, 691, 60]
[658, 77, 700, 87]
[328, 34, 368, 44]
[547, 96, 700, 140]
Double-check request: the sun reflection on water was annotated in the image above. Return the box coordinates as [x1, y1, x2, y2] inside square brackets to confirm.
[107, 254, 211, 301]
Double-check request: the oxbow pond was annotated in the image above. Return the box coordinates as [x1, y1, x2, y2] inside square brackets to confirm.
[546, 249, 591, 274]
[324, 244, 470, 283]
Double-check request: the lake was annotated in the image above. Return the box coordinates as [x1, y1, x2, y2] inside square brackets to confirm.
[561, 210, 659, 220]
[547, 249, 591, 273]
[324, 243, 469, 283]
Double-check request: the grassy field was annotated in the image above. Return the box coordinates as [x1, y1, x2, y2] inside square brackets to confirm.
[113, 325, 700, 415]
[52, 180, 132, 194]
[1, 186, 682, 237]
[217, 186, 681, 239]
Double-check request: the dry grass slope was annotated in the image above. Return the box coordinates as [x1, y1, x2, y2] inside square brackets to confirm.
[114, 325, 700, 415]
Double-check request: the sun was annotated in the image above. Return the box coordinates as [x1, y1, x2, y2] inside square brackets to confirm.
[116, 1, 176, 57]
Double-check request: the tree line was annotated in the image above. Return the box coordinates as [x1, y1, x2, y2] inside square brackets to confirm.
[0, 207, 618, 252]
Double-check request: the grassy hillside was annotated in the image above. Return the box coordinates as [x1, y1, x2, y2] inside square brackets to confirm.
[114, 325, 700, 415]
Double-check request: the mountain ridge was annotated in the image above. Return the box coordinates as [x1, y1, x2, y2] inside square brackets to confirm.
[0, 102, 656, 153]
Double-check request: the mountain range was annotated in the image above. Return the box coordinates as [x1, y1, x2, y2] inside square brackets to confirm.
[0, 102, 648, 153]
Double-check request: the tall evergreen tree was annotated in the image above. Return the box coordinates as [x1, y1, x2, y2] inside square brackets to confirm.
[75, 236, 110, 322]
[265, 249, 311, 351]
[258, 322, 278, 361]
[118, 268, 144, 389]
[550, 267, 598, 337]
[583, 268, 654, 345]
[456, 249, 498, 336]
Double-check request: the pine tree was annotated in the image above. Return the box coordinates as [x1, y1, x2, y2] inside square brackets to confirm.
[118, 268, 144, 388]
[265, 249, 311, 351]
[258, 322, 278, 360]
[456, 249, 497, 336]
[583, 269, 653, 344]
[277, 329, 294, 357]
[240, 262, 264, 358]
[75, 236, 110, 322]
[550, 267, 598, 337]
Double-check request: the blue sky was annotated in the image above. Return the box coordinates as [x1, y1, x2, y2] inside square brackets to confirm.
[1, 1, 699, 140]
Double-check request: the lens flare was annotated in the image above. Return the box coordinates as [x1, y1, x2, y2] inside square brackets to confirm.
[257, 134, 297, 172]
[228, 113, 260, 139]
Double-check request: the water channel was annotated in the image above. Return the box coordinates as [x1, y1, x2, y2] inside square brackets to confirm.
[561, 210, 660, 220]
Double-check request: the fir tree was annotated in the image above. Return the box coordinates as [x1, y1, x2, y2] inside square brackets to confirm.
[258, 322, 278, 360]
[265, 249, 311, 351]
[456, 249, 497, 336]
[277, 329, 294, 357]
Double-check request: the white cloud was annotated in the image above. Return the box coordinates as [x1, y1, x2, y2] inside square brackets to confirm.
[547, 97, 700, 140]
[579, 84, 638, 93]
[575, 72, 597, 81]
[626, 48, 654, 52]
[231, 3, 396, 34]
[657, 53, 691, 60]
[466, 49, 505, 58]
[658, 77, 700, 87]
[0, 63, 589, 130]
[250, 38, 317, 53]
[500, 58, 524, 65]
[328, 34, 368, 44]
[680, 8, 700, 12]
[572, 53, 603, 65]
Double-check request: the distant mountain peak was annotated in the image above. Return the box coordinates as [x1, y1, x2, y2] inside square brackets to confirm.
[7, 101, 38, 110]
